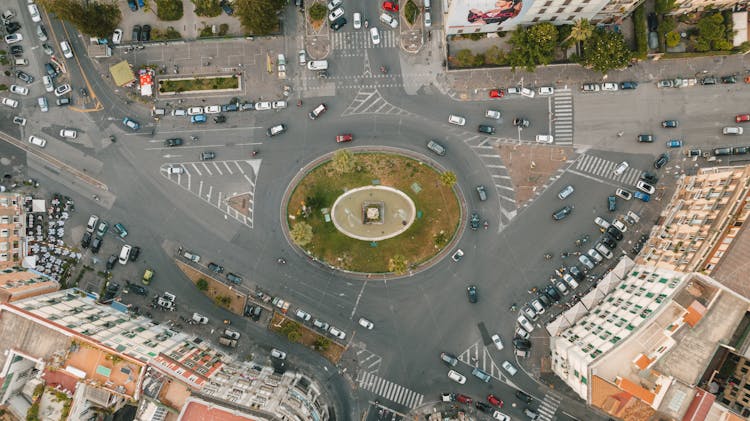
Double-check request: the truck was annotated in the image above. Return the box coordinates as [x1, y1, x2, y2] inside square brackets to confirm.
[219, 336, 238, 347]
[277, 54, 286, 79]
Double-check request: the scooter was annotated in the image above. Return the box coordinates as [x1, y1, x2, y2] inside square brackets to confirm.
[483, 221, 488, 230]
[277, 257, 286, 264]
[380, 66, 388, 74]
[364, 20, 368, 29]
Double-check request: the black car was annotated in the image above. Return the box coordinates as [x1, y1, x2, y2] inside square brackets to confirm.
[478, 124, 495, 134]
[516, 390, 533, 403]
[733, 146, 749, 155]
[45, 63, 59, 79]
[220, 1, 234, 15]
[641, 172, 658, 184]
[106, 254, 117, 270]
[513, 338, 531, 350]
[129, 246, 141, 262]
[607, 226, 623, 241]
[81, 231, 92, 248]
[545, 285, 561, 302]
[91, 236, 102, 253]
[513, 117, 530, 128]
[568, 265, 584, 282]
[654, 153, 669, 169]
[600, 234, 617, 250]
[101, 282, 119, 303]
[10, 45, 23, 56]
[214, 115, 227, 123]
[721, 75, 736, 84]
[5, 22, 21, 34]
[200, 151, 216, 161]
[467, 285, 478, 303]
[700, 76, 717, 85]
[208, 262, 224, 273]
[470, 212, 480, 230]
[475, 401, 492, 413]
[552, 205, 572, 221]
[15, 70, 33, 84]
[537, 293, 552, 308]
[165, 138, 183, 147]
[132, 25, 141, 42]
[226, 273, 242, 284]
[142, 25, 151, 41]
[330, 17, 346, 31]
[244, 304, 255, 317]
[129, 283, 148, 296]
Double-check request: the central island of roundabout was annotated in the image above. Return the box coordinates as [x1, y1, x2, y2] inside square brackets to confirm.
[284, 148, 463, 275]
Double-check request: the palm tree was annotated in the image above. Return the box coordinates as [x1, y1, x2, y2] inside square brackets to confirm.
[563, 18, 594, 45]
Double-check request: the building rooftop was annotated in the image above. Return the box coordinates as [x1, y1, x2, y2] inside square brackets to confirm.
[0, 267, 59, 303]
[709, 215, 750, 301]
[178, 397, 266, 421]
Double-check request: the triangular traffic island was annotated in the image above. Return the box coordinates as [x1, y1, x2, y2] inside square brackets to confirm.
[227, 193, 252, 217]
[497, 144, 574, 208]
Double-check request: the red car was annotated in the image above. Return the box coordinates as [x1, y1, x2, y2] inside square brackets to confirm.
[455, 394, 473, 404]
[736, 114, 750, 123]
[487, 394, 503, 407]
[382, 1, 399, 12]
[336, 134, 353, 143]
[489, 89, 504, 98]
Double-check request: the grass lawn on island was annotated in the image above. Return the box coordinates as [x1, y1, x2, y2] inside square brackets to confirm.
[159, 75, 239, 93]
[287, 153, 461, 273]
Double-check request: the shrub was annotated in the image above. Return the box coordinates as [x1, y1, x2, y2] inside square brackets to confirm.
[404, 0, 419, 25]
[633, 5, 648, 59]
[196, 279, 208, 290]
[454, 49, 474, 67]
[155, 0, 183, 20]
[484, 46, 506, 65]
[665, 31, 681, 48]
[468, 32, 484, 41]
[199, 25, 214, 37]
[191, 0, 221, 17]
[219, 23, 229, 35]
[473, 53, 485, 66]
[152, 26, 182, 40]
[309, 3, 326, 21]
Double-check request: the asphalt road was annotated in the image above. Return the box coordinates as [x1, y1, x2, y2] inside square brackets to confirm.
[6, 0, 750, 420]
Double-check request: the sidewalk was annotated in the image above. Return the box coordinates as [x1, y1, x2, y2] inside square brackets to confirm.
[438, 52, 750, 101]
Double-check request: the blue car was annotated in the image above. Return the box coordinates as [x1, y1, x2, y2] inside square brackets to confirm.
[634, 191, 651, 202]
[190, 114, 207, 124]
[122, 117, 140, 130]
[619, 81, 638, 90]
[127, 0, 137, 10]
[137, 0, 145, 8]
[666, 139, 683, 148]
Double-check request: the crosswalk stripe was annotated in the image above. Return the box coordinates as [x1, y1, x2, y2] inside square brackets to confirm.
[357, 372, 424, 409]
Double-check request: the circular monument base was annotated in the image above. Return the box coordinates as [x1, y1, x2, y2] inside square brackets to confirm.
[330, 185, 416, 241]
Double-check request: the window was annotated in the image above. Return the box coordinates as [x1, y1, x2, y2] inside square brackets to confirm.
[532, 17, 540, 22]
[575, 6, 583, 11]
[557, 7, 565, 13]
[544, 0, 552, 5]
[563, 0, 572, 4]
[538, 8, 546, 14]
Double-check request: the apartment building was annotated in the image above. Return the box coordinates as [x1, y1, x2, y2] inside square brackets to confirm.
[0, 193, 26, 268]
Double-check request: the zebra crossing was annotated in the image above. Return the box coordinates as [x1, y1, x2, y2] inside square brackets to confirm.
[537, 392, 562, 421]
[341, 89, 415, 117]
[356, 371, 424, 409]
[332, 30, 399, 50]
[552, 88, 574, 145]
[457, 340, 509, 384]
[571, 154, 643, 186]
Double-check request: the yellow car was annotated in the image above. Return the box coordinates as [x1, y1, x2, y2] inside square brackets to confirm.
[142, 269, 154, 285]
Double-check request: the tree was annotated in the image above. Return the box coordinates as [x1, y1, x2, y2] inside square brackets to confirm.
[156, 0, 183, 20]
[564, 18, 593, 44]
[694, 12, 730, 52]
[281, 321, 302, 342]
[235, 0, 286, 35]
[483, 46, 506, 65]
[290, 222, 313, 246]
[657, 15, 676, 37]
[388, 255, 408, 274]
[507, 23, 558, 71]
[313, 337, 331, 351]
[439, 171, 457, 186]
[39, 0, 121, 38]
[332, 149, 356, 174]
[215, 295, 231, 307]
[196, 278, 208, 291]
[309, 3, 326, 21]
[191, 0, 221, 17]
[665, 31, 681, 48]
[581, 29, 632, 74]
[655, 0, 676, 14]
[433, 231, 448, 248]
[454, 49, 475, 67]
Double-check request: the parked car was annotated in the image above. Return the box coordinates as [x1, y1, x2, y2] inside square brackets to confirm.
[615, 188, 632, 201]
[654, 153, 669, 169]
[448, 114, 466, 126]
[637, 134, 654, 143]
[661, 120, 679, 128]
[666, 139, 683, 148]
[552, 206, 572, 221]
[723, 126, 743, 135]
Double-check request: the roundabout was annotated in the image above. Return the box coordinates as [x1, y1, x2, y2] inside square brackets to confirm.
[284, 149, 462, 274]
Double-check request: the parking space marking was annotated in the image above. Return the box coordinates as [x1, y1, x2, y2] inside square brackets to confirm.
[212, 162, 223, 176]
[356, 371, 424, 410]
[202, 162, 213, 176]
[223, 161, 233, 174]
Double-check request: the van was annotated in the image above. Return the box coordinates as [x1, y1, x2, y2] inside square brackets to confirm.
[14, 58, 28, 66]
[86, 215, 99, 233]
[307, 60, 328, 71]
[424, 0, 430, 8]
[309, 103, 327, 120]
[151, 107, 166, 118]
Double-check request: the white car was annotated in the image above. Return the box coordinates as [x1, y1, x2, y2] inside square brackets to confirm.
[42, 75, 54, 92]
[613, 161, 629, 175]
[587, 248, 603, 263]
[370, 27, 380, 45]
[523, 305, 537, 320]
[723, 126, 744, 135]
[60, 40, 74, 59]
[167, 165, 184, 175]
[59, 129, 77, 139]
[612, 219, 627, 233]
[451, 249, 464, 262]
[602, 82, 619, 91]
[191, 313, 208, 324]
[448, 114, 466, 126]
[448, 370, 466, 384]
[538, 86, 555, 95]
[563, 273, 580, 289]
[379, 12, 398, 28]
[615, 188, 632, 201]
[13, 116, 26, 126]
[28, 135, 46, 148]
[491, 334, 504, 350]
[594, 216, 611, 230]
[112, 29, 123, 45]
[223, 329, 240, 339]
[501, 361, 518, 376]
[27, 3, 41, 22]
[517, 315, 534, 332]
[636, 180, 655, 194]
[520, 87, 535, 98]
[298, 49, 306, 65]
[329, 7, 344, 22]
[328, 326, 346, 339]
[272, 100, 287, 109]
[424, 11, 431, 27]
[485, 109, 501, 119]
[1, 97, 19, 108]
[255, 101, 272, 111]
[10, 85, 28, 96]
[358, 317, 374, 329]
[187, 106, 204, 115]
[327, 0, 342, 11]
[119, 244, 132, 264]
[270, 348, 287, 359]
[54, 84, 72, 97]
[595, 243, 614, 260]
[204, 105, 221, 114]
[492, 411, 510, 421]
[515, 327, 530, 339]
[4, 33, 22, 44]
[530, 299, 545, 314]
[353, 12, 362, 29]
[535, 134, 553, 144]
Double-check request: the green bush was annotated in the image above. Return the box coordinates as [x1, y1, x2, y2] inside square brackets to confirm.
[309, 3, 326, 21]
[484, 45, 507, 65]
[219, 23, 229, 35]
[404, 0, 419, 25]
[454, 49, 474, 67]
[633, 5, 648, 59]
[468, 32, 485, 41]
[155, 0, 183, 20]
[152, 26, 182, 40]
[665, 31, 681, 48]
[191, 0, 221, 17]
[196, 279, 208, 290]
[199, 25, 214, 37]
[654, 0, 676, 14]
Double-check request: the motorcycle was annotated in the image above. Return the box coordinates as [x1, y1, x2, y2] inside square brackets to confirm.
[277, 257, 286, 264]
[364, 20, 368, 28]
[380, 66, 388, 74]
[544, 253, 553, 260]
[483, 221, 488, 230]
[251, 150, 258, 157]
[297, 100, 302, 107]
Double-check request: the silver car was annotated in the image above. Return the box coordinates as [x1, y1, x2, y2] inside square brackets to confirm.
[578, 254, 595, 270]
[557, 185, 575, 200]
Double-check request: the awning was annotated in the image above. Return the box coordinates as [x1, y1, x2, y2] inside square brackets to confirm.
[109, 60, 136, 86]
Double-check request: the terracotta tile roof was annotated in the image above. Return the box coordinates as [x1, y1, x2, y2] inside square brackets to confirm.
[590, 376, 656, 421]
[635, 354, 653, 370]
[616, 377, 656, 405]
[683, 301, 706, 328]
[42, 367, 79, 394]
[681, 388, 714, 421]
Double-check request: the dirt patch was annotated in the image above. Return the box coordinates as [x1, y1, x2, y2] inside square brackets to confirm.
[175, 260, 246, 316]
[227, 193, 252, 217]
[269, 312, 345, 364]
[497, 144, 573, 207]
